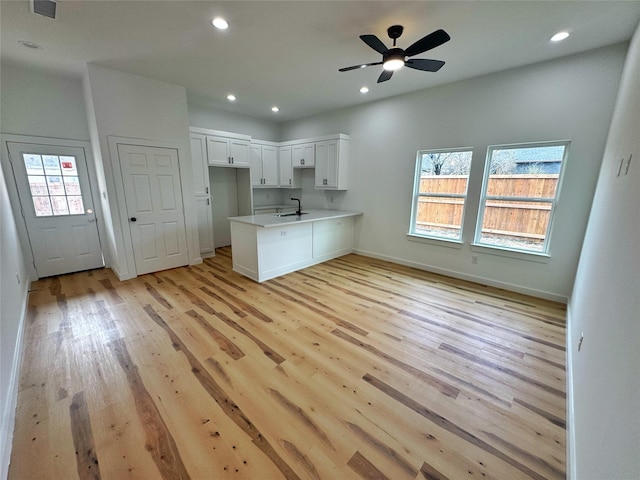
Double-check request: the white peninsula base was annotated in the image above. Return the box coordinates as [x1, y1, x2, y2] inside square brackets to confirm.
[229, 210, 361, 282]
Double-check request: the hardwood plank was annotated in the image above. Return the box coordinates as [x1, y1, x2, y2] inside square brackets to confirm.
[10, 248, 566, 480]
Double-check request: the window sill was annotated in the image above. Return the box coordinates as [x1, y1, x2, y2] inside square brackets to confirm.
[470, 244, 550, 263]
[406, 233, 464, 249]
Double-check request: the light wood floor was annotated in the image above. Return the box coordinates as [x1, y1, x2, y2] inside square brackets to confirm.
[9, 248, 567, 480]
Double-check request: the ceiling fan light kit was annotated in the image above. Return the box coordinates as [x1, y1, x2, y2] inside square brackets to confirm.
[339, 24, 450, 83]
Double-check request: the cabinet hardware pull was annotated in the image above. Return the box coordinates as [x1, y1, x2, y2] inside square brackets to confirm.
[207, 198, 210, 205]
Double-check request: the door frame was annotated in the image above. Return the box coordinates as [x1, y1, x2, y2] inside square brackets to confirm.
[1, 134, 108, 281]
[107, 136, 198, 279]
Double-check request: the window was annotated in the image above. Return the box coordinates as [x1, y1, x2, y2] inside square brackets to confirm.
[409, 148, 473, 241]
[23, 153, 85, 216]
[475, 141, 569, 253]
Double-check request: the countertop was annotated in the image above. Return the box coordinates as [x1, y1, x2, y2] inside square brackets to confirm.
[228, 209, 362, 228]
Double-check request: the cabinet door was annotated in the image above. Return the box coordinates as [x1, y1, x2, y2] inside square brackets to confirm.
[190, 134, 209, 195]
[207, 136, 230, 166]
[315, 141, 327, 188]
[261, 146, 279, 186]
[250, 145, 263, 186]
[279, 146, 294, 186]
[195, 195, 214, 256]
[303, 143, 316, 167]
[292, 143, 315, 167]
[229, 140, 250, 166]
[325, 140, 339, 187]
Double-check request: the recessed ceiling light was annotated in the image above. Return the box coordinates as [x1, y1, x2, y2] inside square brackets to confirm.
[550, 31, 570, 42]
[212, 17, 229, 30]
[227, 94, 236, 102]
[360, 65, 367, 69]
[360, 86, 369, 94]
[18, 40, 42, 50]
[271, 106, 279, 113]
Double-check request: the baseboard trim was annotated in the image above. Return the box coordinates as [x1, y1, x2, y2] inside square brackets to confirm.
[352, 248, 568, 303]
[0, 290, 30, 480]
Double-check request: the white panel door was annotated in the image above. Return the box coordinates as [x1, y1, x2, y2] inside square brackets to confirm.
[118, 144, 188, 275]
[8, 142, 104, 278]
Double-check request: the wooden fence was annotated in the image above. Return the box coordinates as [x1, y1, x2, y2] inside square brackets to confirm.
[416, 175, 558, 242]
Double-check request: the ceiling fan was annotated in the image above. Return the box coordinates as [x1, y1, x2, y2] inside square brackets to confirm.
[339, 25, 451, 83]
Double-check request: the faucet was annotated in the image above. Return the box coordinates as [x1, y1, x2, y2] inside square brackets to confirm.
[290, 197, 302, 215]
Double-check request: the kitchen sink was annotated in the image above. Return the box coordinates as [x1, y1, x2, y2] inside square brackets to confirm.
[275, 212, 308, 217]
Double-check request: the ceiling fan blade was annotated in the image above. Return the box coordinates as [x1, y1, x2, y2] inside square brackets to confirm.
[338, 62, 383, 72]
[404, 29, 450, 57]
[360, 34, 389, 54]
[377, 70, 393, 83]
[405, 59, 446, 72]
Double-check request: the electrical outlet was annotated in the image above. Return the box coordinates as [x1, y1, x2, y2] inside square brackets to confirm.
[471, 255, 478, 264]
[280, 230, 287, 236]
[266, 193, 271, 200]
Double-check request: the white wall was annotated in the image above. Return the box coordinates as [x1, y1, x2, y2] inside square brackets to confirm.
[567, 23, 640, 479]
[1, 60, 90, 140]
[84, 64, 197, 279]
[188, 102, 280, 142]
[0, 61, 90, 477]
[0, 148, 28, 480]
[280, 44, 628, 301]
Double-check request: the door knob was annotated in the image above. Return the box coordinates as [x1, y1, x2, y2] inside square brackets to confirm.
[130, 217, 137, 222]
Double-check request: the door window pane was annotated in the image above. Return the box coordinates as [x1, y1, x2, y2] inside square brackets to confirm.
[33, 196, 53, 217]
[22, 153, 86, 216]
[60, 156, 78, 176]
[46, 176, 65, 195]
[51, 196, 70, 215]
[68, 196, 85, 214]
[42, 156, 61, 175]
[28, 176, 49, 196]
[63, 176, 81, 195]
[24, 155, 44, 175]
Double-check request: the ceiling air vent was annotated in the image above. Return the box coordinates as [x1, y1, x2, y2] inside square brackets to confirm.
[29, 0, 57, 19]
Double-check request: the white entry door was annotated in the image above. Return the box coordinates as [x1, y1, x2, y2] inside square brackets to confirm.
[7, 142, 104, 278]
[118, 144, 188, 275]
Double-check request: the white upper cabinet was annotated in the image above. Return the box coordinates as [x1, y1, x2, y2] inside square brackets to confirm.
[190, 133, 209, 196]
[207, 135, 250, 167]
[315, 138, 348, 190]
[292, 143, 315, 167]
[278, 146, 301, 188]
[250, 143, 279, 187]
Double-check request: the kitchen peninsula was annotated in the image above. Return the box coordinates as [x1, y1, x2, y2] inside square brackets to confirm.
[229, 209, 362, 282]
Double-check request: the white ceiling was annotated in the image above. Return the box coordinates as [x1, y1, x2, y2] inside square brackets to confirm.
[2, 1, 640, 122]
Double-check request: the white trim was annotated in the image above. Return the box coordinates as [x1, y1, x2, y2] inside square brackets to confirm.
[188, 127, 251, 142]
[352, 248, 568, 303]
[0, 290, 29, 480]
[470, 243, 551, 263]
[406, 233, 463, 249]
[566, 299, 577, 480]
[0, 134, 107, 280]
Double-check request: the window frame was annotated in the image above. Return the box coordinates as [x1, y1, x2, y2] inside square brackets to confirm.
[408, 147, 474, 243]
[474, 140, 570, 255]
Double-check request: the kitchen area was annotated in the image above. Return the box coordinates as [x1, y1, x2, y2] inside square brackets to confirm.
[189, 127, 361, 280]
